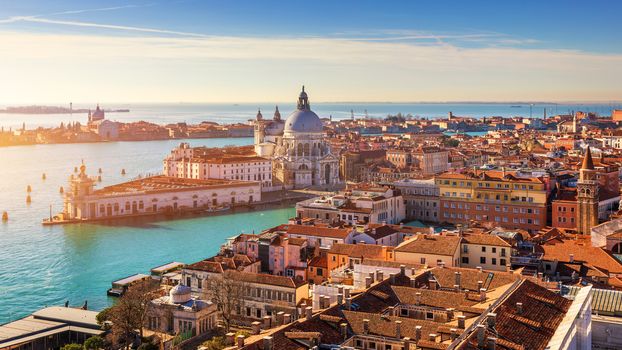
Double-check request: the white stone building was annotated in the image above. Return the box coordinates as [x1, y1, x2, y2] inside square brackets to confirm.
[254, 87, 341, 189]
[163, 143, 275, 191]
[61, 165, 260, 220]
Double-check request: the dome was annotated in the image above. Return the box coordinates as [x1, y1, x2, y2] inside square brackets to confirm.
[169, 284, 191, 304]
[285, 109, 323, 133]
[284, 86, 324, 133]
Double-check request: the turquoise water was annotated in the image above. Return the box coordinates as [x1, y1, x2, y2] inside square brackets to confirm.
[0, 137, 295, 323]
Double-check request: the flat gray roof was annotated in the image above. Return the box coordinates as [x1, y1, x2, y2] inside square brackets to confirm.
[112, 273, 150, 286]
[151, 261, 185, 274]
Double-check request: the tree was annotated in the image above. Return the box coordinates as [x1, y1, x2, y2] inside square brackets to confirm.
[84, 336, 105, 350]
[204, 271, 247, 332]
[61, 344, 83, 350]
[105, 279, 160, 349]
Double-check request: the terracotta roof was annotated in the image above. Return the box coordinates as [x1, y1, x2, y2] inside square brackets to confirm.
[430, 267, 520, 291]
[461, 234, 511, 247]
[225, 270, 306, 288]
[538, 237, 622, 274]
[328, 243, 390, 260]
[395, 235, 461, 256]
[458, 280, 572, 350]
[391, 286, 479, 309]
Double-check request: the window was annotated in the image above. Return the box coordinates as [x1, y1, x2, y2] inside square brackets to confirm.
[492, 258, 497, 265]
[481, 247, 486, 252]
[420, 257, 426, 264]
[186, 277, 191, 287]
[480, 257, 486, 264]
[500, 259, 506, 266]
[501, 248, 506, 257]
[462, 257, 469, 264]
[492, 247, 496, 253]
[317, 268, 323, 276]
[426, 312, 434, 320]
[401, 308, 408, 316]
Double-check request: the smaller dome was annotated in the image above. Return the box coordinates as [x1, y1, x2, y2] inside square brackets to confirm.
[170, 284, 192, 304]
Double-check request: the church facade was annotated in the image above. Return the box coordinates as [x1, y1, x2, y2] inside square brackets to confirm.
[253, 87, 340, 189]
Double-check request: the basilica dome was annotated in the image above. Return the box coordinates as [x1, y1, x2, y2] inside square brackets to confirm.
[284, 87, 324, 133]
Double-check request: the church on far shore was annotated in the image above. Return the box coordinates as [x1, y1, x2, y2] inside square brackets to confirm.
[253, 87, 340, 189]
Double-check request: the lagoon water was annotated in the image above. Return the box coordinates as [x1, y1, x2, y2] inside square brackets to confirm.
[0, 137, 297, 323]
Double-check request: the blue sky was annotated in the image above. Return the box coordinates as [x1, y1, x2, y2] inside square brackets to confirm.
[0, 0, 621, 103]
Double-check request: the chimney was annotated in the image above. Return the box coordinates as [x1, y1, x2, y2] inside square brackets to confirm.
[338, 286, 344, 295]
[487, 313, 496, 329]
[477, 325, 486, 348]
[226, 332, 235, 346]
[415, 292, 422, 305]
[429, 334, 438, 343]
[410, 277, 417, 288]
[455, 272, 462, 290]
[516, 302, 523, 314]
[400, 264, 406, 275]
[319, 295, 325, 309]
[487, 337, 497, 350]
[390, 273, 397, 284]
[480, 288, 487, 302]
[450, 328, 459, 341]
[276, 311, 285, 326]
[477, 280, 483, 290]
[363, 319, 370, 334]
[337, 293, 343, 305]
[251, 321, 261, 334]
[340, 323, 348, 341]
[415, 326, 422, 342]
[457, 315, 466, 329]
[477, 266, 483, 273]
[446, 308, 455, 321]
[263, 336, 273, 350]
[395, 320, 402, 339]
[344, 288, 351, 299]
[365, 276, 372, 289]
[538, 272, 543, 281]
[263, 315, 271, 329]
[403, 337, 411, 350]
[345, 297, 352, 310]
[439, 261, 446, 269]
[569, 254, 574, 263]
[283, 313, 291, 324]
[376, 269, 384, 281]
[369, 272, 375, 283]
[305, 306, 313, 320]
[428, 278, 437, 290]
[387, 306, 395, 315]
[454, 284, 460, 292]
[237, 335, 245, 348]
[411, 267, 417, 276]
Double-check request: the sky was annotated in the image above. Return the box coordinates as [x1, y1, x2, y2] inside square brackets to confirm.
[0, 0, 621, 104]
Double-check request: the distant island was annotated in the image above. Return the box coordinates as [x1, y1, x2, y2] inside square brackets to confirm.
[0, 105, 129, 114]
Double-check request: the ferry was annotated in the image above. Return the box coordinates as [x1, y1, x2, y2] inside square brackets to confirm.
[107, 273, 151, 297]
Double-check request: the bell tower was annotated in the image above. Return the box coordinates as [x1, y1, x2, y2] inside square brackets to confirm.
[577, 147, 599, 234]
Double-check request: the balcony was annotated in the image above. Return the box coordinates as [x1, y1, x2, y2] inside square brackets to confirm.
[510, 253, 543, 267]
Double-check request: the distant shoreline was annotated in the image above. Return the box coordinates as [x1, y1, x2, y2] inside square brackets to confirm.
[0, 106, 129, 114]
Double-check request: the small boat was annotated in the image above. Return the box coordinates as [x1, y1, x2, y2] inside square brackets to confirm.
[74, 166, 78, 173]
[59, 186, 64, 194]
[510, 105, 522, 108]
[2, 211, 7, 222]
[27, 185, 31, 193]
[205, 205, 230, 213]
[98, 168, 103, 174]
[42, 173, 46, 180]
[121, 169, 126, 175]
[26, 195, 32, 204]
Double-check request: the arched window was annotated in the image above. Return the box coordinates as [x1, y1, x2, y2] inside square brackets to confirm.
[297, 143, 303, 156]
[304, 143, 310, 155]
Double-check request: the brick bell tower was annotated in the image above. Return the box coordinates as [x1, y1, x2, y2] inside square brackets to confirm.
[577, 146, 599, 234]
